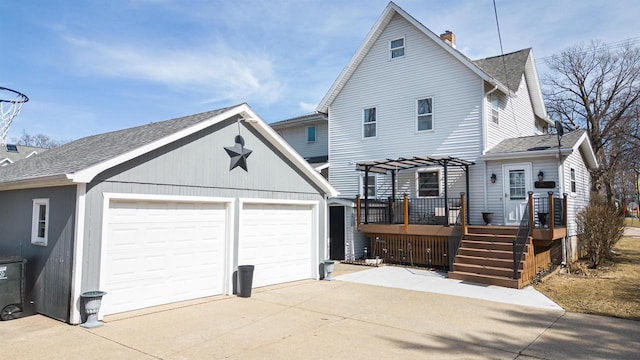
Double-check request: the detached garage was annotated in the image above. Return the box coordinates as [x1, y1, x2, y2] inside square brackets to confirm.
[0, 104, 337, 324]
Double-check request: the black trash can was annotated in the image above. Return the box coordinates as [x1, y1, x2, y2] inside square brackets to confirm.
[0, 257, 26, 321]
[237, 265, 255, 298]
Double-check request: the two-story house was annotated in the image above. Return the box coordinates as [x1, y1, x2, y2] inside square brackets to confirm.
[317, 2, 597, 288]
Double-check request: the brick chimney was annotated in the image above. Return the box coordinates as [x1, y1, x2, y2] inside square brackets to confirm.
[440, 30, 456, 49]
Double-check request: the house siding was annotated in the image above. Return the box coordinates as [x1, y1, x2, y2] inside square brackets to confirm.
[484, 157, 560, 225]
[328, 13, 483, 200]
[275, 120, 328, 159]
[485, 76, 538, 151]
[563, 147, 591, 260]
[0, 185, 76, 322]
[80, 121, 327, 291]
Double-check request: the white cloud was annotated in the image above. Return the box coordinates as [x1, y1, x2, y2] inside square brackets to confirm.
[298, 101, 317, 113]
[62, 36, 282, 106]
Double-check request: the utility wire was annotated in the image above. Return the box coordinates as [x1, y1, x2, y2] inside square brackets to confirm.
[535, 36, 640, 63]
[492, 0, 521, 136]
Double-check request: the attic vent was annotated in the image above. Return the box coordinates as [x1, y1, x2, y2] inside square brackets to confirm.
[5, 144, 18, 152]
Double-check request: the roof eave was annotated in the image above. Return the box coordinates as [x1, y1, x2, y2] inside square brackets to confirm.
[482, 148, 573, 161]
[0, 174, 74, 191]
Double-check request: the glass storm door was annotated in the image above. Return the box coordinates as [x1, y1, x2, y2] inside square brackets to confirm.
[503, 164, 531, 225]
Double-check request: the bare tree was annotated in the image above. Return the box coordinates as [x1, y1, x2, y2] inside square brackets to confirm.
[10, 130, 66, 148]
[544, 40, 640, 203]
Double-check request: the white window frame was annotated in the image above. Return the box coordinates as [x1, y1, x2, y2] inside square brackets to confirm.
[490, 93, 500, 124]
[417, 169, 440, 197]
[416, 97, 434, 131]
[31, 198, 50, 246]
[389, 37, 405, 59]
[360, 174, 377, 198]
[306, 126, 317, 142]
[570, 168, 576, 193]
[363, 107, 377, 138]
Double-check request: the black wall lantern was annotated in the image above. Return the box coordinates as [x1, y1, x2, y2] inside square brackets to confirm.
[490, 173, 497, 183]
[537, 170, 544, 182]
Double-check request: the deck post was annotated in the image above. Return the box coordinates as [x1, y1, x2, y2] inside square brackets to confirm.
[403, 194, 409, 233]
[460, 192, 467, 235]
[443, 161, 449, 226]
[356, 195, 361, 226]
[388, 197, 393, 224]
[548, 191, 555, 231]
[528, 191, 534, 237]
[364, 167, 370, 224]
[563, 193, 568, 226]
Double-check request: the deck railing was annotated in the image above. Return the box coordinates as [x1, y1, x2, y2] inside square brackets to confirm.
[358, 195, 463, 226]
[532, 192, 568, 229]
[447, 210, 463, 271]
[513, 193, 532, 279]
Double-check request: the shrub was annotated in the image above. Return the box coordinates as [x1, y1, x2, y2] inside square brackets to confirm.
[576, 196, 625, 268]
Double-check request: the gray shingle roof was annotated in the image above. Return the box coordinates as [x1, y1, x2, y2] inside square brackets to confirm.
[473, 48, 531, 93]
[0, 105, 239, 184]
[0, 145, 48, 164]
[270, 113, 327, 129]
[486, 130, 585, 155]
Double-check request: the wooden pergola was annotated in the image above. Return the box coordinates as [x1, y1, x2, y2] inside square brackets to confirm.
[356, 155, 475, 225]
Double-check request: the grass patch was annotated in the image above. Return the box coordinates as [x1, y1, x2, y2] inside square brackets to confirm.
[534, 235, 640, 321]
[625, 217, 640, 228]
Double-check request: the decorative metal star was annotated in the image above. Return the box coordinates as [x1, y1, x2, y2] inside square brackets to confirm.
[224, 135, 253, 172]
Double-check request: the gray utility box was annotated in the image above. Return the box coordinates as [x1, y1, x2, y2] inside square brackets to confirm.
[0, 257, 26, 321]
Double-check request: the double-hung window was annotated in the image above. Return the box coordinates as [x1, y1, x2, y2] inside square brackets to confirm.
[417, 98, 433, 131]
[363, 107, 377, 138]
[418, 171, 439, 197]
[31, 198, 49, 246]
[390, 37, 405, 59]
[361, 174, 376, 198]
[490, 93, 500, 124]
[306, 126, 317, 142]
[570, 168, 576, 193]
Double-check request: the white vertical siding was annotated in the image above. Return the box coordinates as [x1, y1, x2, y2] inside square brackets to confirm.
[328, 14, 483, 198]
[276, 121, 328, 159]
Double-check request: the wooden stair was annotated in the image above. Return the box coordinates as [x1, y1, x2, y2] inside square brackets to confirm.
[448, 226, 530, 289]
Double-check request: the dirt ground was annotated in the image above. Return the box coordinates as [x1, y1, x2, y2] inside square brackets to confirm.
[534, 232, 640, 321]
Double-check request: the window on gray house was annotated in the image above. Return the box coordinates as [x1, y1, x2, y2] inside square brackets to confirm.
[417, 98, 433, 131]
[390, 37, 405, 59]
[418, 171, 439, 197]
[31, 198, 49, 246]
[363, 107, 377, 138]
[306, 126, 316, 142]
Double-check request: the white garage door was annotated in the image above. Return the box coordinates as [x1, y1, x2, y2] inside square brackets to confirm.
[102, 200, 228, 315]
[238, 203, 314, 288]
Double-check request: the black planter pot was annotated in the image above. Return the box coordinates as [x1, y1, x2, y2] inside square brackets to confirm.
[538, 212, 549, 227]
[482, 212, 494, 225]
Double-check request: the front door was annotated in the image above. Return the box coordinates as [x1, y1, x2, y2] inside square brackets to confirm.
[503, 164, 532, 225]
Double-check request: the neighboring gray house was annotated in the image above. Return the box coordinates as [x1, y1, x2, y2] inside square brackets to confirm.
[0, 144, 46, 167]
[316, 2, 597, 286]
[0, 103, 337, 324]
[270, 113, 328, 178]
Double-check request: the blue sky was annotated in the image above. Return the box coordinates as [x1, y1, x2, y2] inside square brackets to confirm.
[2, 0, 639, 142]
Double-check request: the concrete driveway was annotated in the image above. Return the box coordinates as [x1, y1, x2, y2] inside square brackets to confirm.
[1, 271, 639, 359]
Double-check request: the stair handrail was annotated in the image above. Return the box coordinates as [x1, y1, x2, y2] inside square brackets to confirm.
[447, 208, 463, 271]
[513, 192, 533, 279]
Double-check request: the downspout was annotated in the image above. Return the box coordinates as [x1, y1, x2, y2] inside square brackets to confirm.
[557, 148, 567, 266]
